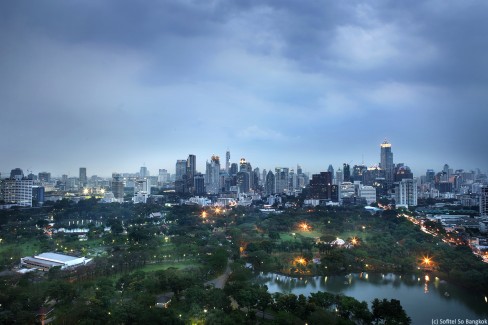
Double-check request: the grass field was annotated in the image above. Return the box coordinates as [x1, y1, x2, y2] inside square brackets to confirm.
[279, 230, 321, 241]
[0, 240, 41, 256]
[139, 261, 200, 273]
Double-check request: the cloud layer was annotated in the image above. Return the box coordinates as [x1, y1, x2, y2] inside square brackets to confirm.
[1, 0, 487, 177]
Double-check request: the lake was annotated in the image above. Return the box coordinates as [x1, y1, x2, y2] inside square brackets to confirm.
[255, 272, 488, 325]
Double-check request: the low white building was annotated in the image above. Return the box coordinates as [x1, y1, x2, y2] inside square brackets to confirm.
[20, 252, 91, 271]
[359, 185, 376, 204]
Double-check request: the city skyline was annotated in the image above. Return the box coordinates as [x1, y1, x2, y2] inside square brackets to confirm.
[1, 1, 488, 177]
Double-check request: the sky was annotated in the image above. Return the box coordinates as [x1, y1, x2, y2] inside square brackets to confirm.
[1, 0, 488, 178]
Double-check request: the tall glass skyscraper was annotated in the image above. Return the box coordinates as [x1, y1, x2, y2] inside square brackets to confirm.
[380, 140, 394, 188]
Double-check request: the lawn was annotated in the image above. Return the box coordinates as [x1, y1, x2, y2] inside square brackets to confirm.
[279, 230, 322, 241]
[139, 260, 201, 273]
[0, 239, 42, 256]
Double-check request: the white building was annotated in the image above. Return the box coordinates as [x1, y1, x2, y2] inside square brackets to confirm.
[0, 177, 33, 207]
[480, 186, 488, 218]
[395, 179, 418, 207]
[359, 185, 377, 204]
[21, 252, 91, 271]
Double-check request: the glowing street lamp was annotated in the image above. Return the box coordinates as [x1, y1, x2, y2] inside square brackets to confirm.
[201, 211, 207, 219]
[300, 223, 310, 231]
[351, 237, 358, 245]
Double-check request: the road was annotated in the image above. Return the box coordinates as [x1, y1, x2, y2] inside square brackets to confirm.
[205, 259, 232, 289]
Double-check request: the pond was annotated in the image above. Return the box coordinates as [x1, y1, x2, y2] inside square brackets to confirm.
[255, 272, 488, 325]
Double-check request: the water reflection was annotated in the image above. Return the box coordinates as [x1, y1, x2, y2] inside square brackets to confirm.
[255, 272, 488, 325]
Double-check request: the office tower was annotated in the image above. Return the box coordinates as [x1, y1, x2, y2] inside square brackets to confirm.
[395, 165, 413, 182]
[236, 171, 250, 193]
[140, 166, 149, 178]
[352, 165, 367, 182]
[327, 165, 334, 179]
[275, 167, 289, 194]
[158, 169, 170, 185]
[194, 173, 205, 195]
[265, 170, 275, 195]
[79, 168, 87, 187]
[27, 173, 37, 181]
[175, 160, 187, 181]
[297, 164, 303, 175]
[38, 172, 51, 183]
[10, 168, 24, 179]
[426, 169, 435, 183]
[262, 169, 267, 185]
[1, 176, 33, 206]
[380, 140, 394, 188]
[186, 154, 196, 193]
[309, 172, 333, 200]
[343, 164, 351, 182]
[225, 150, 230, 173]
[205, 155, 220, 194]
[395, 179, 418, 207]
[32, 186, 45, 205]
[230, 163, 238, 176]
[480, 186, 488, 218]
[112, 173, 125, 200]
[336, 168, 343, 184]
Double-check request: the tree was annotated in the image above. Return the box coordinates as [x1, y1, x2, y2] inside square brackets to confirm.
[372, 298, 411, 325]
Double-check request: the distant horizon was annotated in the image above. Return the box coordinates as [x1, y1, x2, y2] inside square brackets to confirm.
[1, 142, 486, 180]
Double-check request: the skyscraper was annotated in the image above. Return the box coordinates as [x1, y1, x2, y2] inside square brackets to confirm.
[175, 160, 187, 181]
[395, 179, 418, 207]
[343, 164, 351, 182]
[265, 170, 275, 195]
[205, 155, 220, 194]
[225, 150, 230, 173]
[380, 140, 394, 188]
[79, 167, 87, 187]
[111, 173, 125, 200]
[275, 167, 289, 194]
[186, 154, 196, 193]
[140, 166, 149, 178]
[480, 186, 488, 218]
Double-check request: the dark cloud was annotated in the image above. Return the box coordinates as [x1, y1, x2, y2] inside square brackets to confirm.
[1, 0, 487, 176]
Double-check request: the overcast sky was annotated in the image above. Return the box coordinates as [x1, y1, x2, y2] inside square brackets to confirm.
[1, 0, 487, 178]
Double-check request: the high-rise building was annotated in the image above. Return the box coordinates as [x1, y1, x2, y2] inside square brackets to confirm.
[336, 168, 343, 184]
[140, 166, 149, 178]
[225, 150, 230, 173]
[112, 173, 125, 200]
[186, 154, 196, 193]
[158, 169, 170, 185]
[236, 171, 250, 194]
[480, 186, 488, 218]
[380, 140, 394, 189]
[230, 163, 238, 176]
[79, 167, 87, 187]
[10, 168, 24, 179]
[395, 165, 413, 182]
[32, 186, 45, 205]
[175, 160, 187, 181]
[426, 169, 435, 183]
[38, 172, 51, 183]
[309, 172, 333, 200]
[194, 173, 205, 195]
[352, 165, 367, 182]
[275, 167, 289, 194]
[205, 155, 220, 194]
[265, 170, 275, 196]
[327, 165, 334, 179]
[395, 179, 418, 207]
[343, 164, 351, 182]
[1, 176, 33, 207]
